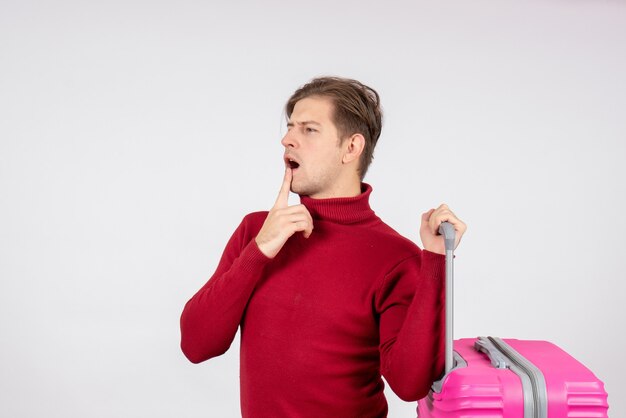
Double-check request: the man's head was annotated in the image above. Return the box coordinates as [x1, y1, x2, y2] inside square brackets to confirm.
[285, 77, 383, 181]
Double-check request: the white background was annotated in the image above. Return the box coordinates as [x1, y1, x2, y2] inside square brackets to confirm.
[1, 0, 624, 417]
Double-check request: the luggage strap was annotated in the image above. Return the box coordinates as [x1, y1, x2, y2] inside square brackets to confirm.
[475, 337, 549, 418]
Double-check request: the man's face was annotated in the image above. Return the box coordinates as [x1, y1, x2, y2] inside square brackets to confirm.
[282, 96, 346, 198]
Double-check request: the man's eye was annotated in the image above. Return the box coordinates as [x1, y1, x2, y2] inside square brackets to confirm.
[306, 127, 317, 133]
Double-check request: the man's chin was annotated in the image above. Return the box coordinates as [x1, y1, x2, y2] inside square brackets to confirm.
[290, 182, 314, 197]
[290, 186, 306, 196]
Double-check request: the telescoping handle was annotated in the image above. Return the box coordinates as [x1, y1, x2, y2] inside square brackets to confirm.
[438, 222, 456, 374]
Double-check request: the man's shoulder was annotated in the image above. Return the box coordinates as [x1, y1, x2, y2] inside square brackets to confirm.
[242, 211, 269, 224]
[361, 217, 421, 255]
[221, 211, 268, 246]
[236, 211, 268, 232]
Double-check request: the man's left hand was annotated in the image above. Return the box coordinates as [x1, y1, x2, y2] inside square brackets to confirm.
[420, 204, 467, 255]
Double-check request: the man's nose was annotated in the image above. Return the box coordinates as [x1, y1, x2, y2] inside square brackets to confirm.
[281, 131, 297, 148]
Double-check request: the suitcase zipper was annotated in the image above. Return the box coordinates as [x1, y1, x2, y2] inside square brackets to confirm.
[487, 337, 548, 418]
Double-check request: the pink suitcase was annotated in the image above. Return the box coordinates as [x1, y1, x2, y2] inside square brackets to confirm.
[416, 223, 609, 417]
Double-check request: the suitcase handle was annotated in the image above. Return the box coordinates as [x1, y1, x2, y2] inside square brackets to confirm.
[438, 222, 456, 251]
[438, 222, 455, 374]
[474, 337, 509, 369]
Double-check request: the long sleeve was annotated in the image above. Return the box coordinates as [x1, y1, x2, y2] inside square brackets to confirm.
[180, 212, 271, 363]
[375, 249, 446, 401]
[182, 184, 452, 417]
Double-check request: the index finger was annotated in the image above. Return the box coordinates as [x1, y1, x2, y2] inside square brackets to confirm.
[274, 167, 292, 208]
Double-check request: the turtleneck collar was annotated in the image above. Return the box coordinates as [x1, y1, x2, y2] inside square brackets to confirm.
[298, 183, 378, 225]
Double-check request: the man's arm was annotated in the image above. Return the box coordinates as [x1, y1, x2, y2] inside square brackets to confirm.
[375, 250, 446, 401]
[376, 205, 466, 401]
[180, 214, 271, 363]
[180, 167, 313, 363]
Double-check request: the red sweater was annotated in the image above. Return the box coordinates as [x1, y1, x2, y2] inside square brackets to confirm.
[180, 184, 445, 418]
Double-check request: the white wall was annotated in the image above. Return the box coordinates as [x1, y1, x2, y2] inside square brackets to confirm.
[1, 0, 624, 416]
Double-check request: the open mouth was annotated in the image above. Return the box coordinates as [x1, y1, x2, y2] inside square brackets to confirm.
[285, 157, 300, 170]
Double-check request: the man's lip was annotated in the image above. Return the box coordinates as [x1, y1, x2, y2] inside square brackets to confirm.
[284, 155, 301, 169]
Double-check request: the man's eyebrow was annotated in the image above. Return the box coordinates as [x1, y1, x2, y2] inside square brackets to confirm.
[287, 120, 322, 127]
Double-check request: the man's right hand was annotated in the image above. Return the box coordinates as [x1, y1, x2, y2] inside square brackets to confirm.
[254, 168, 314, 259]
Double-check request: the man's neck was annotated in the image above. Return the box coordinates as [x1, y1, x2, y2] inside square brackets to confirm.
[307, 181, 362, 199]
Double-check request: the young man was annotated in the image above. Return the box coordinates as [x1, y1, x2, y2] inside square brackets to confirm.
[180, 77, 466, 417]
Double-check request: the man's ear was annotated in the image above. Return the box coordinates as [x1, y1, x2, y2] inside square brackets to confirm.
[342, 133, 365, 165]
